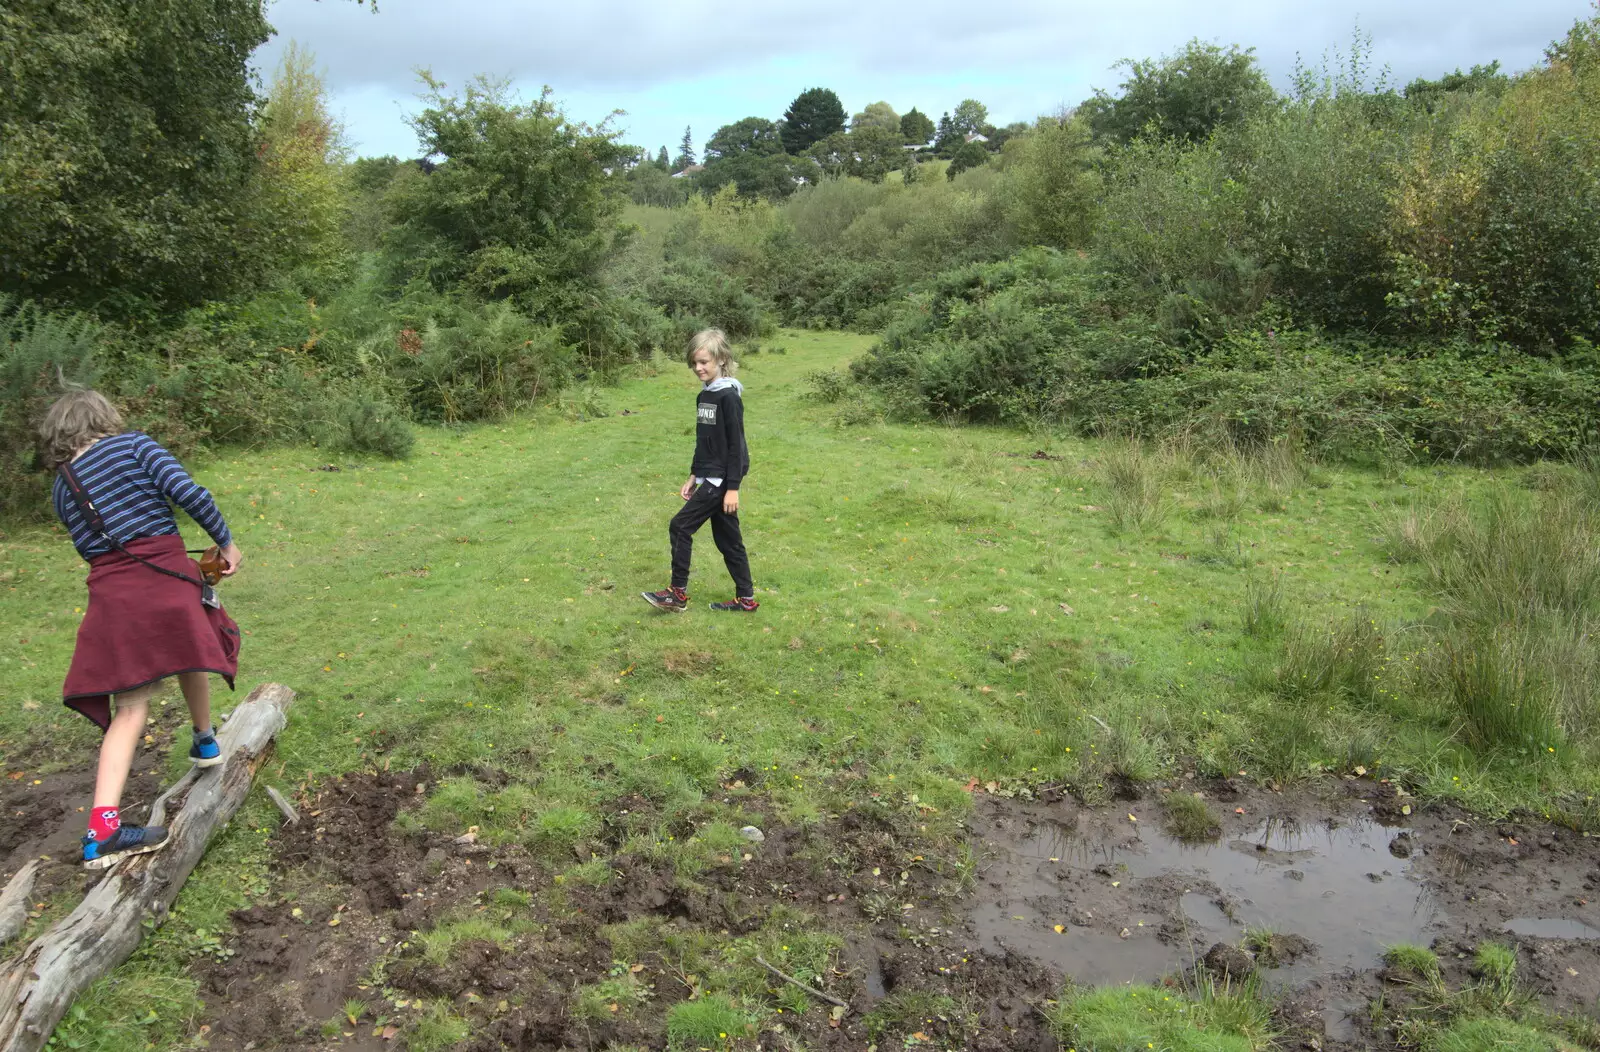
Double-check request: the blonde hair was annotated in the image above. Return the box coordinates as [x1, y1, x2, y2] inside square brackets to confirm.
[40, 389, 123, 467]
[686, 328, 735, 377]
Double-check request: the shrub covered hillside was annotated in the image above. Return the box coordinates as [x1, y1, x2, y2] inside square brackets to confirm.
[5, 10, 1600, 525]
[637, 23, 1600, 463]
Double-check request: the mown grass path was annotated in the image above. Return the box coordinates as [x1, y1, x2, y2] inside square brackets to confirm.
[0, 330, 1587, 1047]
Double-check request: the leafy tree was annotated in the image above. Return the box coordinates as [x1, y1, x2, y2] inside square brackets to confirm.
[1084, 40, 1275, 144]
[704, 117, 785, 160]
[674, 126, 696, 170]
[947, 140, 990, 180]
[851, 101, 900, 132]
[848, 125, 906, 183]
[806, 132, 853, 179]
[952, 99, 989, 135]
[248, 42, 348, 274]
[987, 121, 1033, 149]
[699, 153, 803, 199]
[781, 87, 847, 153]
[627, 163, 688, 207]
[345, 155, 405, 251]
[701, 117, 796, 198]
[900, 107, 936, 145]
[1403, 62, 1510, 112]
[1001, 117, 1100, 247]
[383, 74, 629, 306]
[0, 0, 272, 314]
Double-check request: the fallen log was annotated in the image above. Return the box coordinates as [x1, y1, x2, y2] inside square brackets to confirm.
[0, 863, 39, 946]
[0, 683, 295, 1052]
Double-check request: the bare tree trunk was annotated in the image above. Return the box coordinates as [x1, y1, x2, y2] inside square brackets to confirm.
[0, 683, 295, 1052]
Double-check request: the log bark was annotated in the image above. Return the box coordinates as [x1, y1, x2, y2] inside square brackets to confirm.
[0, 683, 295, 1052]
[0, 864, 39, 946]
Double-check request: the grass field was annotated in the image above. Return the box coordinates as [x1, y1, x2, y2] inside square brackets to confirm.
[1, 329, 1596, 1049]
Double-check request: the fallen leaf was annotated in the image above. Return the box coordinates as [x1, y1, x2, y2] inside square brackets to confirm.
[381, 1027, 400, 1041]
[1058, 603, 1075, 615]
[989, 605, 1009, 613]
[1507, 837, 1519, 845]
[629, 963, 645, 973]
[1053, 924, 1065, 934]
[1111, 881, 1121, 887]
[1401, 804, 1412, 816]
[963, 777, 979, 792]
[911, 1032, 929, 1041]
[1119, 927, 1131, 938]
[1128, 813, 1138, 823]
[1568, 968, 1580, 977]
[1354, 765, 1367, 776]
[1235, 808, 1246, 815]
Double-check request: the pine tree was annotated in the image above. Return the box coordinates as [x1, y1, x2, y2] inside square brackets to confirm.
[656, 145, 669, 169]
[673, 126, 696, 170]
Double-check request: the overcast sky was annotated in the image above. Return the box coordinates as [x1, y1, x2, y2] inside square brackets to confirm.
[256, 0, 1590, 159]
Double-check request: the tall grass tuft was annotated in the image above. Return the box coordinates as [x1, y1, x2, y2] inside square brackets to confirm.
[1099, 441, 1171, 534]
[1242, 572, 1287, 638]
[1396, 486, 1600, 751]
[1274, 609, 1392, 708]
[1435, 633, 1563, 754]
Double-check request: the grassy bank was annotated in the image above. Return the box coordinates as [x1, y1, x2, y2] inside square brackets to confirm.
[1, 329, 1595, 1048]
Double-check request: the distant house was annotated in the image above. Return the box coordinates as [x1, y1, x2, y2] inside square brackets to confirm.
[964, 132, 989, 145]
[671, 164, 705, 179]
[903, 140, 934, 151]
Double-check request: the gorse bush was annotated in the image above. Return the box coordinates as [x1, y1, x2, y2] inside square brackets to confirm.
[854, 250, 1600, 462]
[0, 296, 102, 516]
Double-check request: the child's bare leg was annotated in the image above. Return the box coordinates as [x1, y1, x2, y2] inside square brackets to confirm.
[178, 670, 212, 734]
[92, 683, 159, 810]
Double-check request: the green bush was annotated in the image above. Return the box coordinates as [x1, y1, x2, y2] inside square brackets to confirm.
[0, 296, 102, 518]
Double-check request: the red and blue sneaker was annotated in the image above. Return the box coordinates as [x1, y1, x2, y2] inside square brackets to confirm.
[709, 597, 759, 613]
[642, 586, 689, 612]
[82, 825, 169, 870]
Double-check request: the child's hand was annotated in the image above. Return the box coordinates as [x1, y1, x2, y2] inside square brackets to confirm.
[723, 490, 739, 514]
[220, 543, 243, 576]
[680, 477, 696, 501]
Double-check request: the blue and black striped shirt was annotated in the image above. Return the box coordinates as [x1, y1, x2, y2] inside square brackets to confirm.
[51, 432, 233, 561]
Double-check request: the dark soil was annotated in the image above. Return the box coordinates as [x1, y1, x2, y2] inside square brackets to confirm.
[8, 759, 1600, 1050]
[0, 708, 180, 922]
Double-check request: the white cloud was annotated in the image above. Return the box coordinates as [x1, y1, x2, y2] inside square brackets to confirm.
[256, 0, 1587, 155]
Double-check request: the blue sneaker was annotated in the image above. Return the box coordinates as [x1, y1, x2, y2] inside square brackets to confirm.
[82, 825, 169, 870]
[190, 733, 222, 768]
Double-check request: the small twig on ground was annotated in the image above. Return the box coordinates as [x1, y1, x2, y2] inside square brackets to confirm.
[265, 787, 301, 825]
[1087, 714, 1112, 734]
[754, 955, 849, 1010]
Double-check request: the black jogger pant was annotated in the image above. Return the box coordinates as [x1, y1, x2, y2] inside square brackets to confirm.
[669, 482, 753, 597]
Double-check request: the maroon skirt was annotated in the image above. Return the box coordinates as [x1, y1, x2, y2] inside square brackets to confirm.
[63, 534, 240, 731]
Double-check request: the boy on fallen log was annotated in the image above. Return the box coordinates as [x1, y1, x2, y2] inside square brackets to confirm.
[40, 390, 243, 869]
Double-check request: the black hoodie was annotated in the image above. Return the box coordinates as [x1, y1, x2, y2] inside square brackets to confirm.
[690, 379, 749, 489]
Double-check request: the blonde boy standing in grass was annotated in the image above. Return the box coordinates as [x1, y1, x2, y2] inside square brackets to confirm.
[642, 329, 758, 613]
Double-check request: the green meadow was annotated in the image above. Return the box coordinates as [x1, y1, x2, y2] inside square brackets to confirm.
[2, 329, 1597, 1049]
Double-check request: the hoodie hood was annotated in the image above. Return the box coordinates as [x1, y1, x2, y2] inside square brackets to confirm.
[703, 376, 743, 395]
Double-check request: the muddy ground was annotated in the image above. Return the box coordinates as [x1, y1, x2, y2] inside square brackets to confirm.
[4, 762, 1600, 1050]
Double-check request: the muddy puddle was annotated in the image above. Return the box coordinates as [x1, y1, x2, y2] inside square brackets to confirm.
[973, 803, 1437, 986]
[967, 781, 1600, 1032]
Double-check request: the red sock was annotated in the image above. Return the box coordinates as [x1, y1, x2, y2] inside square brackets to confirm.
[87, 805, 120, 842]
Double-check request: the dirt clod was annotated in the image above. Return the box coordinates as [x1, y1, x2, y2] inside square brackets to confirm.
[1205, 942, 1256, 979]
